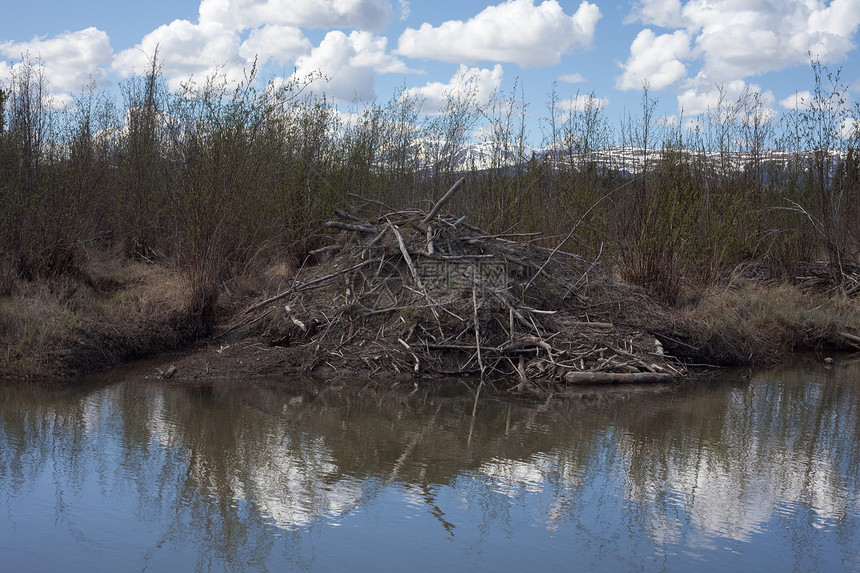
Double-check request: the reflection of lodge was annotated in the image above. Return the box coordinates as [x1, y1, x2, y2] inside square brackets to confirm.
[1, 363, 859, 564]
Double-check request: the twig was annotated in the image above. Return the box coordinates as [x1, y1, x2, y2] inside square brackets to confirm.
[525, 177, 639, 292]
[213, 307, 275, 340]
[564, 241, 603, 299]
[391, 224, 441, 323]
[308, 244, 340, 256]
[468, 276, 532, 331]
[426, 225, 435, 255]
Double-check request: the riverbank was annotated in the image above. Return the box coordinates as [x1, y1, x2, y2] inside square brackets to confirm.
[3, 237, 859, 385]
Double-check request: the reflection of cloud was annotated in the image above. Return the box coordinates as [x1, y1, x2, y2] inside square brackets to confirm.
[242, 435, 364, 530]
[622, 380, 859, 546]
[479, 453, 585, 497]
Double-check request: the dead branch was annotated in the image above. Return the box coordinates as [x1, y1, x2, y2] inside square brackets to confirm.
[334, 208, 361, 222]
[348, 193, 397, 213]
[323, 220, 378, 235]
[422, 177, 466, 224]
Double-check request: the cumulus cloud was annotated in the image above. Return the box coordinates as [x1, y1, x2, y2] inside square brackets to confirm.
[840, 117, 860, 139]
[0, 28, 113, 93]
[779, 90, 813, 110]
[293, 30, 416, 102]
[626, 0, 860, 85]
[396, 0, 601, 67]
[199, 0, 395, 32]
[400, 64, 504, 114]
[677, 77, 776, 122]
[112, 20, 246, 90]
[617, 29, 690, 91]
[239, 25, 312, 66]
[626, 0, 685, 28]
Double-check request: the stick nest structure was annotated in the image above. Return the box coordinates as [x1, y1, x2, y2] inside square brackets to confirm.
[224, 180, 688, 391]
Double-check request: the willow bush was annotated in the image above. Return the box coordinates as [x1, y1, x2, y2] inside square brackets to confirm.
[0, 55, 857, 324]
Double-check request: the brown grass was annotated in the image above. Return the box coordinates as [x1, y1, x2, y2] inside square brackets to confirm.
[667, 279, 860, 366]
[1, 245, 200, 379]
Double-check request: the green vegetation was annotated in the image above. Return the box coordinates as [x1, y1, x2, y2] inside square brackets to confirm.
[1, 55, 859, 378]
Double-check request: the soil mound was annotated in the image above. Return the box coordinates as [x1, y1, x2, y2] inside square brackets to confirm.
[209, 180, 687, 391]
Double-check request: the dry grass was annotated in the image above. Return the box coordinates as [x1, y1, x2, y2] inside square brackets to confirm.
[671, 279, 860, 365]
[1, 245, 196, 379]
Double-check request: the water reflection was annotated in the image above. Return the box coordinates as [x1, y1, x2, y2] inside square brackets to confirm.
[1, 360, 859, 571]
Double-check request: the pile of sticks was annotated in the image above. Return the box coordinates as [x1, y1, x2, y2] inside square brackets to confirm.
[242, 178, 687, 389]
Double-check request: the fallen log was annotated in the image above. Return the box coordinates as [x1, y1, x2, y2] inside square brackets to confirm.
[841, 331, 860, 348]
[563, 371, 676, 385]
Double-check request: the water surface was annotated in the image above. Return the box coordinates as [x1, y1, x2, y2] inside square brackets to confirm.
[1, 359, 859, 571]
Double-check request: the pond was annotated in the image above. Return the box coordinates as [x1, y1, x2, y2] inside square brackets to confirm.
[1, 358, 859, 572]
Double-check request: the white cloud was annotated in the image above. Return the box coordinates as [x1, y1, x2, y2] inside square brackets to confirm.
[398, 0, 410, 21]
[683, 0, 860, 81]
[396, 0, 601, 67]
[779, 90, 813, 110]
[0, 28, 113, 93]
[112, 20, 245, 91]
[616, 29, 690, 91]
[559, 72, 586, 83]
[840, 117, 860, 139]
[626, 0, 685, 28]
[400, 64, 504, 114]
[560, 93, 608, 113]
[620, 0, 860, 100]
[677, 77, 776, 121]
[552, 92, 609, 123]
[293, 30, 416, 102]
[239, 25, 312, 66]
[199, 0, 395, 32]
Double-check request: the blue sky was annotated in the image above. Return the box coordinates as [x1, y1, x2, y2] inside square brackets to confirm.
[2, 0, 859, 146]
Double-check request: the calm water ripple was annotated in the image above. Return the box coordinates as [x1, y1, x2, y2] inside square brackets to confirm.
[1, 358, 860, 571]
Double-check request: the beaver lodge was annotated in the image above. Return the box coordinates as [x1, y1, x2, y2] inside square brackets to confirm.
[198, 177, 694, 393]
